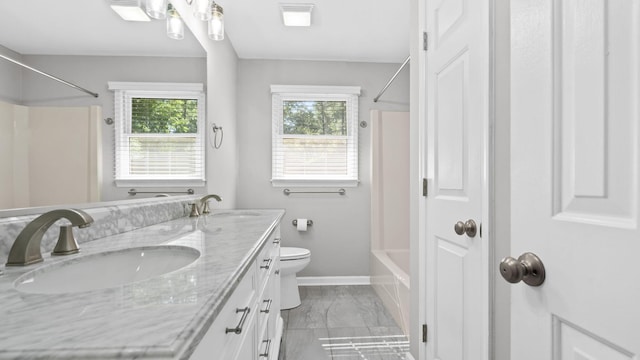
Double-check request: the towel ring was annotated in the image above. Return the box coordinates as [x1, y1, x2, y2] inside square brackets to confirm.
[211, 123, 223, 149]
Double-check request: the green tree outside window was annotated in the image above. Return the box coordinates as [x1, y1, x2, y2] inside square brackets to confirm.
[131, 98, 198, 134]
[283, 101, 347, 136]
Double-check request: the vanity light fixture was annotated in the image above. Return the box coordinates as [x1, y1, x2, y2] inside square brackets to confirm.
[145, 0, 168, 19]
[208, 3, 224, 41]
[110, 0, 151, 21]
[166, 4, 184, 40]
[280, 3, 314, 27]
[111, 0, 224, 41]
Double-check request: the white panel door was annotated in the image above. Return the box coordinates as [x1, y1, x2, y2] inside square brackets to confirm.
[425, 0, 490, 358]
[510, 0, 640, 358]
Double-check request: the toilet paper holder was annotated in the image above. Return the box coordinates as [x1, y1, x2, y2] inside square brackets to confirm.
[292, 219, 313, 227]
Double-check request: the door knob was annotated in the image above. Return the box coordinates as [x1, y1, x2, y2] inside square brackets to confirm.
[454, 219, 477, 237]
[499, 252, 546, 287]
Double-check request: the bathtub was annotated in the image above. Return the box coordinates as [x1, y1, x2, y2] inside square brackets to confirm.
[371, 249, 410, 336]
[370, 110, 411, 336]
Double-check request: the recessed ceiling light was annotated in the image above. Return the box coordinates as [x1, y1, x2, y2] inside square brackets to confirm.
[280, 3, 314, 27]
[110, 0, 151, 22]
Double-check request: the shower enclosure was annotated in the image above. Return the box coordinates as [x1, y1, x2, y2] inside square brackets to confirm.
[370, 110, 410, 336]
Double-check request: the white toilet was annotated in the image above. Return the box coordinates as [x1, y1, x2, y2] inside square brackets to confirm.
[279, 247, 311, 309]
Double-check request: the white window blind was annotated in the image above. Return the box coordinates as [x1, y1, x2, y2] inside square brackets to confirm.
[271, 85, 360, 187]
[109, 82, 205, 187]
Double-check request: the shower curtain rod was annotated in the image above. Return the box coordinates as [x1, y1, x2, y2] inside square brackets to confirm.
[0, 53, 99, 98]
[373, 55, 410, 103]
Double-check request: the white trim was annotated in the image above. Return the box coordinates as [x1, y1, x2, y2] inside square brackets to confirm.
[270, 84, 361, 95]
[111, 85, 206, 184]
[271, 87, 360, 185]
[114, 179, 206, 187]
[108, 81, 203, 92]
[272, 316, 284, 360]
[296, 276, 371, 286]
[271, 179, 359, 188]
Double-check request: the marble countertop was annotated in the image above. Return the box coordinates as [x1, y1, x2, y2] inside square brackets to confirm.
[0, 209, 285, 359]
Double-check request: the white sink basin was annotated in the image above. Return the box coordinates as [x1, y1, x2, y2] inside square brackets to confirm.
[14, 246, 200, 294]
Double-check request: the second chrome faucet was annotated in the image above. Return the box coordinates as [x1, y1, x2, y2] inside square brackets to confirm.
[189, 194, 223, 217]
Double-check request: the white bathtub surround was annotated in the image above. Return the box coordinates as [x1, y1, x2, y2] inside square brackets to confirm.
[371, 250, 411, 336]
[370, 110, 411, 336]
[0, 209, 284, 359]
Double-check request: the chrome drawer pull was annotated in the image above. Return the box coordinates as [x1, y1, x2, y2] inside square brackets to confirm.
[259, 339, 272, 358]
[225, 307, 251, 334]
[260, 258, 273, 270]
[260, 299, 273, 314]
[273, 238, 281, 244]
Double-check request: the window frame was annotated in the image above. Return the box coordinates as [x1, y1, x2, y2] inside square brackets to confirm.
[270, 85, 361, 187]
[108, 82, 206, 188]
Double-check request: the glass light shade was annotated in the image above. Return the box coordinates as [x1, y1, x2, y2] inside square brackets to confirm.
[166, 7, 184, 40]
[145, 0, 167, 19]
[193, 0, 212, 21]
[208, 4, 224, 41]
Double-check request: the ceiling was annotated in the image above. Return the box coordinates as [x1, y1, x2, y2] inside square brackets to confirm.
[223, 0, 410, 63]
[0, 1, 205, 57]
[0, 0, 409, 63]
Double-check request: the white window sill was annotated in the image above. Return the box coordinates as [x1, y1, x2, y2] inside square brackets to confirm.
[271, 179, 359, 188]
[115, 179, 206, 188]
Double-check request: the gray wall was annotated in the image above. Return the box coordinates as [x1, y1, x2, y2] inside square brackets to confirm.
[204, 38, 239, 208]
[170, 0, 242, 209]
[0, 45, 23, 103]
[236, 59, 410, 277]
[17, 55, 207, 202]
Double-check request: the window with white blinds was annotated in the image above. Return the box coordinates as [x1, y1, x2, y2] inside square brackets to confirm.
[271, 85, 360, 187]
[109, 82, 205, 187]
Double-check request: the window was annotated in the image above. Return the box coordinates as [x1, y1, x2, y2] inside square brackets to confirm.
[271, 85, 360, 187]
[109, 82, 205, 187]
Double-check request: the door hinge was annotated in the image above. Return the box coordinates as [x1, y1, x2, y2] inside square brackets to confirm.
[423, 32, 428, 51]
[422, 324, 428, 343]
[422, 178, 428, 197]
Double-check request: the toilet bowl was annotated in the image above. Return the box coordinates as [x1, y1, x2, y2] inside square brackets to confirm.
[279, 247, 311, 309]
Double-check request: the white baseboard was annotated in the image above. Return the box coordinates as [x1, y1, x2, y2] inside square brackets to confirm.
[296, 276, 371, 286]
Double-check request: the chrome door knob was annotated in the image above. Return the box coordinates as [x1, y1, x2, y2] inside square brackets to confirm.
[454, 219, 477, 237]
[499, 252, 546, 287]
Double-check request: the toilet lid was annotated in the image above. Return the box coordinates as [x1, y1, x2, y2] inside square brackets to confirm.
[280, 247, 311, 260]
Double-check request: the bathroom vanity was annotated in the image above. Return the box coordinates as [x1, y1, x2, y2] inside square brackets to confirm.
[0, 208, 284, 360]
[191, 216, 282, 360]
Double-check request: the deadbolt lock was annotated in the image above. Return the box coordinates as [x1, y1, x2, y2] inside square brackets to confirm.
[454, 219, 477, 237]
[499, 252, 546, 287]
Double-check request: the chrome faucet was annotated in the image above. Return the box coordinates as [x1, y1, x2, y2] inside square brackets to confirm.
[200, 194, 222, 214]
[5, 209, 94, 266]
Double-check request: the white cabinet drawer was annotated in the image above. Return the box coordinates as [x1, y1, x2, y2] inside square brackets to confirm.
[257, 269, 275, 335]
[256, 232, 279, 287]
[259, 237, 281, 360]
[190, 264, 256, 360]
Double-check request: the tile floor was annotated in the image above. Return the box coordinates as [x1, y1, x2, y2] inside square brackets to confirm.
[278, 285, 409, 360]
